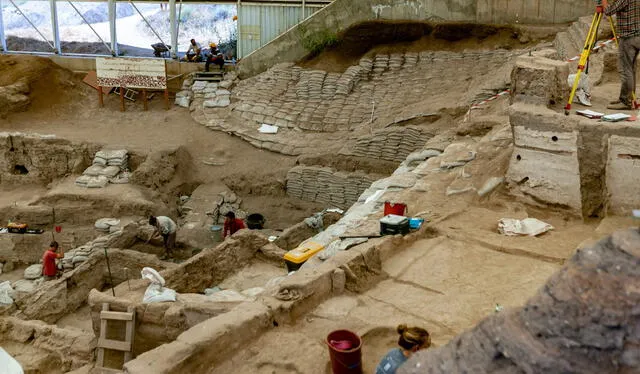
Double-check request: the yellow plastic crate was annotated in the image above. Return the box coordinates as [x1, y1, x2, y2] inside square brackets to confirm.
[283, 241, 324, 271]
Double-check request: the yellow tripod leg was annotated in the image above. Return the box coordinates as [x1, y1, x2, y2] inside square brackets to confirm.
[565, 11, 602, 114]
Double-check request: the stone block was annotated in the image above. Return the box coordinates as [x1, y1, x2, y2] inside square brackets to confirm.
[507, 147, 582, 212]
[606, 135, 640, 215]
[510, 55, 570, 107]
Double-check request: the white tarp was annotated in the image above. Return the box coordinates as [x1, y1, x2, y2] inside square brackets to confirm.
[498, 218, 554, 237]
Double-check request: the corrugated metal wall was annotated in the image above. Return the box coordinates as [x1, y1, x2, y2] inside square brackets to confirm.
[238, 4, 322, 58]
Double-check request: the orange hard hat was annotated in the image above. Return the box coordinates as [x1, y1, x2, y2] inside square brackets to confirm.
[233, 15, 238, 21]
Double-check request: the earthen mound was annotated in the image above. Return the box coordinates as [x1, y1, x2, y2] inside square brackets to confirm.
[0, 54, 77, 117]
[400, 228, 640, 374]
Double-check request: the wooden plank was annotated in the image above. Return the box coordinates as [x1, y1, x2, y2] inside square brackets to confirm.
[83, 71, 112, 95]
[98, 338, 132, 352]
[96, 303, 109, 367]
[100, 311, 134, 321]
[124, 305, 136, 362]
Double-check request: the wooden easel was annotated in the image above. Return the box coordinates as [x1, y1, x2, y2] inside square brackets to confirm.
[95, 303, 136, 373]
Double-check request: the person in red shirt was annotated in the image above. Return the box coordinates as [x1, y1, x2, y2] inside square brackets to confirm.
[42, 241, 63, 281]
[223, 211, 245, 239]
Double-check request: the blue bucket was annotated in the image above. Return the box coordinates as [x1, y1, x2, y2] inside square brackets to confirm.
[409, 218, 424, 229]
[210, 225, 222, 242]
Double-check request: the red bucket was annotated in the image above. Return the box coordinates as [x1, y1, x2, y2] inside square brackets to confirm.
[326, 330, 362, 374]
[384, 202, 407, 216]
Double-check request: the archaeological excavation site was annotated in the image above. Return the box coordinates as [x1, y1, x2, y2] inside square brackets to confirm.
[0, 0, 639, 373]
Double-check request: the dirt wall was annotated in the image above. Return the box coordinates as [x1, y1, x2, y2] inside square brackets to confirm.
[9, 249, 171, 323]
[0, 317, 95, 373]
[161, 230, 269, 293]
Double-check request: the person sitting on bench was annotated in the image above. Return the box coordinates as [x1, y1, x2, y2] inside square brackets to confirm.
[182, 39, 202, 62]
[205, 42, 225, 72]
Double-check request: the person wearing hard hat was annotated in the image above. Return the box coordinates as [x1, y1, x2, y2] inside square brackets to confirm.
[205, 42, 225, 72]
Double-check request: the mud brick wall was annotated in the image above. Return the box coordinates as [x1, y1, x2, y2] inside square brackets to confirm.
[0, 132, 97, 185]
[286, 166, 379, 208]
[232, 50, 520, 133]
[347, 127, 429, 163]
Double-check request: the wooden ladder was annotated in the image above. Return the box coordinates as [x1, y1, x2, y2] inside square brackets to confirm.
[113, 87, 139, 102]
[95, 303, 136, 374]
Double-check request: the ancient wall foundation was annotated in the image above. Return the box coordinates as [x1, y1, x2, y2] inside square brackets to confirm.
[507, 54, 640, 218]
[286, 166, 380, 208]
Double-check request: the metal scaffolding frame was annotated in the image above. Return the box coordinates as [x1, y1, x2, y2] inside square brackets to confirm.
[0, 0, 6, 52]
[7, 0, 56, 51]
[0, 0, 331, 58]
[67, 0, 114, 55]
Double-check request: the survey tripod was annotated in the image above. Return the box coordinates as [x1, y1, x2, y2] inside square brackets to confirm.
[564, 5, 638, 114]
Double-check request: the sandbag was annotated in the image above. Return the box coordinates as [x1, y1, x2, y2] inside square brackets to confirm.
[141, 267, 165, 286]
[23, 264, 43, 280]
[83, 164, 105, 176]
[87, 176, 108, 188]
[0, 281, 14, 305]
[143, 283, 176, 303]
[100, 166, 121, 178]
[95, 218, 120, 231]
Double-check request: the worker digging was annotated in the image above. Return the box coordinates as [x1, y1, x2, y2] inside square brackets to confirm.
[147, 215, 177, 260]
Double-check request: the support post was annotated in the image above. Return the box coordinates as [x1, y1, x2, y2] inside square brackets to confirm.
[169, 0, 177, 59]
[0, 0, 7, 52]
[142, 89, 147, 111]
[98, 86, 104, 107]
[237, 0, 241, 59]
[301, 0, 305, 21]
[50, 0, 61, 54]
[120, 87, 125, 112]
[108, 0, 117, 56]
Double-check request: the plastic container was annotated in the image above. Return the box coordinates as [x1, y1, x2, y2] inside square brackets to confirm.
[210, 225, 222, 242]
[326, 330, 363, 374]
[384, 202, 407, 216]
[246, 213, 265, 229]
[380, 214, 410, 236]
[409, 218, 424, 229]
[283, 241, 324, 272]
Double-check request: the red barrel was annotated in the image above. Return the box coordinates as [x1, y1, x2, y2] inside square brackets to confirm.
[384, 201, 407, 216]
[326, 330, 363, 374]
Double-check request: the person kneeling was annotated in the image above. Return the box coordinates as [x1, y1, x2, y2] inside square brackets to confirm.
[376, 324, 431, 374]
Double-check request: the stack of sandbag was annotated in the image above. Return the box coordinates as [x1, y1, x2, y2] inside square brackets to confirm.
[75, 149, 130, 188]
[94, 149, 129, 169]
[61, 229, 124, 270]
[95, 218, 120, 233]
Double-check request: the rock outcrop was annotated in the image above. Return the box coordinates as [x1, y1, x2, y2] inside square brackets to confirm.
[399, 228, 640, 374]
